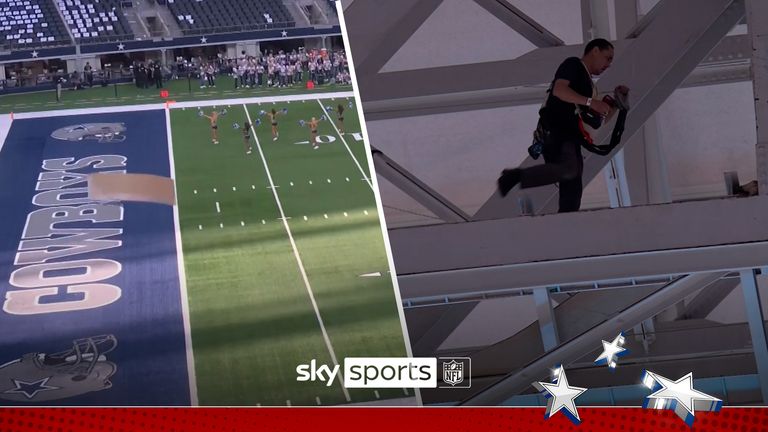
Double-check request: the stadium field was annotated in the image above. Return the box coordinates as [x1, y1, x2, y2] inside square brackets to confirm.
[0, 77, 350, 114]
[0, 91, 409, 406]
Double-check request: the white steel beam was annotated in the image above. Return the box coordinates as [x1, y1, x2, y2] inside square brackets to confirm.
[746, 0, 768, 195]
[361, 34, 751, 121]
[393, 196, 768, 299]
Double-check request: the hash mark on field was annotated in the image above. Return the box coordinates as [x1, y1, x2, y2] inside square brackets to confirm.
[326, 178, 331, 183]
[374, 391, 380, 399]
[261, 219, 266, 224]
[213, 188, 217, 193]
[198, 225, 202, 230]
[232, 186, 237, 191]
[364, 210, 369, 215]
[316, 396, 321, 405]
[345, 177, 350, 182]
[278, 217, 292, 221]
[193, 189, 197, 194]
[403, 388, 410, 395]
[323, 214, 328, 219]
[361, 177, 370, 182]
[286, 400, 291, 406]
[240, 221, 245, 226]
[219, 223, 224, 229]
[215, 202, 220, 213]
[343, 212, 348, 217]
[303, 216, 308, 221]
[308, 180, 313, 185]
[268, 185, 280, 189]
[290, 181, 294, 186]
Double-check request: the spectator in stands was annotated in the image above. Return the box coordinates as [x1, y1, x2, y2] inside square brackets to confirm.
[256, 62, 264, 87]
[84, 62, 93, 87]
[199, 64, 207, 88]
[205, 63, 216, 87]
[152, 62, 163, 89]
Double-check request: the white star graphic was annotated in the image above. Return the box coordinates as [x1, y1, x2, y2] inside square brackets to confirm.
[200, 36, 207, 43]
[281, 30, 288, 37]
[594, 333, 627, 369]
[117, 43, 125, 51]
[643, 371, 722, 426]
[533, 367, 587, 424]
[31, 50, 39, 58]
[3, 377, 59, 399]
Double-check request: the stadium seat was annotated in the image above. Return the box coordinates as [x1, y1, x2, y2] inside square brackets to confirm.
[0, 0, 71, 48]
[55, 0, 134, 43]
[164, 0, 295, 35]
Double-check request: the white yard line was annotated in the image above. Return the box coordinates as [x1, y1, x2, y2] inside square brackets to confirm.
[215, 201, 221, 214]
[164, 106, 199, 405]
[317, 100, 372, 190]
[243, 104, 351, 402]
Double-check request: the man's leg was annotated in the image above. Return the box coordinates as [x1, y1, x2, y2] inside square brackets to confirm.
[498, 139, 581, 195]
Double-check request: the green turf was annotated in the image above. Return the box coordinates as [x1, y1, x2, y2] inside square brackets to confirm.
[0, 75, 350, 114]
[170, 97, 407, 406]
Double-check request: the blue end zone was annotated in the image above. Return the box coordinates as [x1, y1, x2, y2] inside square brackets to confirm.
[0, 110, 190, 405]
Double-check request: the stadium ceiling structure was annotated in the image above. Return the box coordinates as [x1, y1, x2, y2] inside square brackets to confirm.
[340, 0, 768, 405]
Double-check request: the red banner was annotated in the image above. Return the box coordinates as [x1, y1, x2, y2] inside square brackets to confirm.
[0, 407, 762, 431]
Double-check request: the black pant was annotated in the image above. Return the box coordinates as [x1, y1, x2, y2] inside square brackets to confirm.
[519, 138, 584, 213]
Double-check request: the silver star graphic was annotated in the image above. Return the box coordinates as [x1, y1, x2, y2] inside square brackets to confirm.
[200, 36, 207, 44]
[643, 371, 722, 426]
[3, 377, 59, 399]
[594, 333, 627, 369]
[281, 30, 288, 37]
[31, 50, 39, 58]
[532, 367, 587, 425]
[117, 43, 125, 51]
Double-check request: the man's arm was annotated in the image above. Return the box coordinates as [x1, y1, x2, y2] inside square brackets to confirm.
[553, 79, 612, 116]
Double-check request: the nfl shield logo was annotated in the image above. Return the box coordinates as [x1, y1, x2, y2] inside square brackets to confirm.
[443, 360, 464, 386]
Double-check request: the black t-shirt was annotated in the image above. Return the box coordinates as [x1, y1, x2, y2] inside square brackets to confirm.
[540, 57, 594, 139]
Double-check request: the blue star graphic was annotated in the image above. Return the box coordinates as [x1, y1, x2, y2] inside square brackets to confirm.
[3, 377, 60, 399]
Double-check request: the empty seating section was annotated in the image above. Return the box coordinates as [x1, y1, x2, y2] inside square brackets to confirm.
[0, 0, 70, 48]
[56, 0, 134, 43]
[166, 0, 295, 35]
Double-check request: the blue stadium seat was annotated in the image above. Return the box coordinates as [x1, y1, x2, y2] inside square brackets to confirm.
[56, 0, 134, 43]
[165, 0, 295, 35]
[0, 0, 72, 48]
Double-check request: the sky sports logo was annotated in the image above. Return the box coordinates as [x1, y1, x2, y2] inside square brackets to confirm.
[296, 357, 471, 389]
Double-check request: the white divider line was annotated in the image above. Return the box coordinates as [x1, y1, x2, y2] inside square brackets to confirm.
[317, 100, 372, 190]
[215, 201, 221, 213]
[164, 106, 199, 405]
[243, 104, 351, 402]
[337, 0, 420, 405]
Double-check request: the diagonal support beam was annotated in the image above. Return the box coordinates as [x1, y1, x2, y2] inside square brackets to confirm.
[372, 147, 470, 222]
[474, 0, 745, 219]
[343, 0, 444, 77]
[472, 0, 563, 47]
